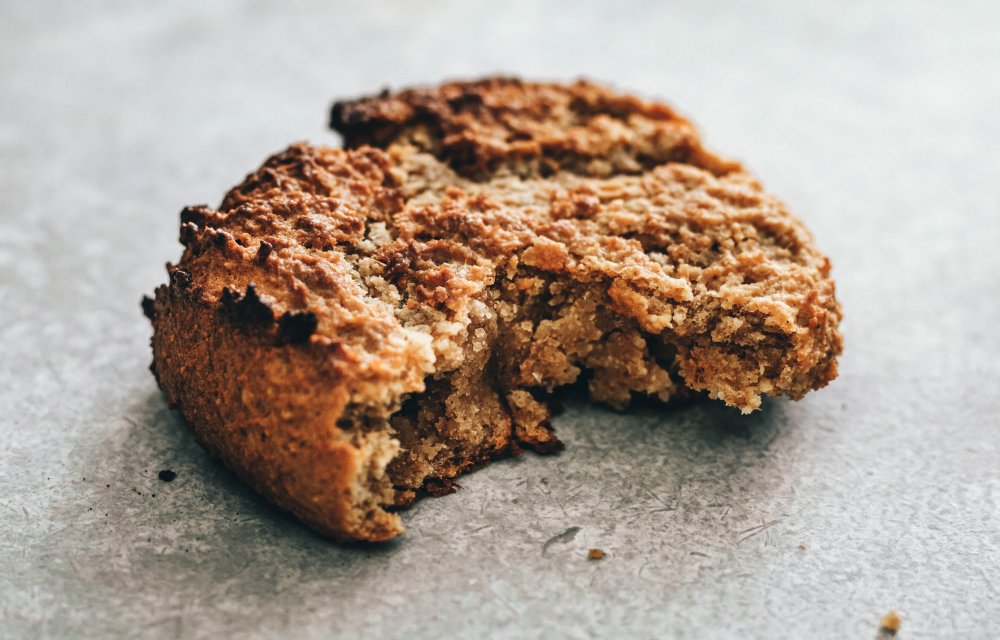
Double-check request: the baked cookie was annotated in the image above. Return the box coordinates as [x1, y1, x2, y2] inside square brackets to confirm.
[146, 77, 842, 541]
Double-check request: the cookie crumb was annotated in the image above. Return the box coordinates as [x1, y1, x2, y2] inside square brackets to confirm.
[879, 610, 901, 635]
[158, 469, 177, 482]
[799, 541, 807, 550]
[587, 548, 605, 560]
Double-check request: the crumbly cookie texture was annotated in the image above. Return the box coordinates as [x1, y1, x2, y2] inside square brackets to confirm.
[147, 77, 842, 541]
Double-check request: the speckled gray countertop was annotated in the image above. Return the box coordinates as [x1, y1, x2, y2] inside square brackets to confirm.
[2, 1, 999, 638]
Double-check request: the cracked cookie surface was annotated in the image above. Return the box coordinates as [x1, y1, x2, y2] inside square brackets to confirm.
[147, 77, 842, 541]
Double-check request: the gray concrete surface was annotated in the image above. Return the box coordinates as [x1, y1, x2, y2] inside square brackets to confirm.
[2, 1, 999, 638]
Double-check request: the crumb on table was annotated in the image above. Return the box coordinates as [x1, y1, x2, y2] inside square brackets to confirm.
[587, 548, 605, 560]
[879, 610, 901, 635]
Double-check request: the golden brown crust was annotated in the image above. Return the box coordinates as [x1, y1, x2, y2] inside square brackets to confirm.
[149, 77, 842, 541]
[331, 77, 740, 179]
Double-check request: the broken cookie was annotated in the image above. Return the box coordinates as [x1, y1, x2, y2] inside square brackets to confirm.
[146, 77, 842, 541]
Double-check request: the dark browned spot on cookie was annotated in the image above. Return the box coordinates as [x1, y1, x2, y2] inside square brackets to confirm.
[219, 284, 275, 327]
[213, 230, 236, 249]
[277, 311, 318, 344]
[256, 240, 273, 263]
[180, 204, 212, 226]
[168, 267, 192, 289]
[179, 222, 199, 247]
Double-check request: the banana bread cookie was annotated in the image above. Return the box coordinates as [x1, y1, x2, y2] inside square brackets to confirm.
[146, 77, 842, 541]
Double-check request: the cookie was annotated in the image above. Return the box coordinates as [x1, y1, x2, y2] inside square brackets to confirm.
[146, 77, 842, 541]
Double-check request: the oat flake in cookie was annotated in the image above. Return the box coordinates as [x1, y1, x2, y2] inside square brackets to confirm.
[145, 77, 842, 542]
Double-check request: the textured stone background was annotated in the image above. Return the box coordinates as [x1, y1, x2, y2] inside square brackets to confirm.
[2, 1, 998, 638]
